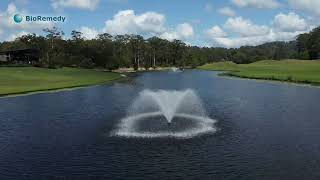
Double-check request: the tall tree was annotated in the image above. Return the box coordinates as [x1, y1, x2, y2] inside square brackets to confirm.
[43, 27, 65, 65]
[147, 36, 162, 68]
[297, 33, 310, 59]
[71, 30, 83, 41]
[170, 39, 186, 66]
[307, 27, 320, 60]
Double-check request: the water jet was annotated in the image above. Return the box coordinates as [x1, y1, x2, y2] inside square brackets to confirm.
[113, 89, 216, 138]
[171, 67, 182, 72]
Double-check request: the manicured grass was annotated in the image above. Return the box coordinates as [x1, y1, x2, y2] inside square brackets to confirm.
[0, 67, 123, 96]
[198, 60, 320, 85]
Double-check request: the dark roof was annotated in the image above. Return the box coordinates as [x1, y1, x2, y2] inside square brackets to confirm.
[0, 48, 40, 62]
[0, 48, 40, 55]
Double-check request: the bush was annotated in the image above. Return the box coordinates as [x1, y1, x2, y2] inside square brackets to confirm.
[105, 56, 119, 70]
[79, 58, 95, 69]
[50, 53, 66, 67]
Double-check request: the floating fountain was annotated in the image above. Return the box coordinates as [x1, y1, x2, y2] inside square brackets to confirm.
[171, 67, 182, 72]
[113, 89, 217, 138]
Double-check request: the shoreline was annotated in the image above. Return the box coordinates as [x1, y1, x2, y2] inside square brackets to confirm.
[198, 60, 320, 87]
[4, 66, 319, 98]
[0, 76, 125, 98]
[222, 73, 320, 86]
[0, 66, 174, 98]
[202, 70, 320, 87]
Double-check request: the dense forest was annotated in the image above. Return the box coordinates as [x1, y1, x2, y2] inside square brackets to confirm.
[0, 26, 319, 70]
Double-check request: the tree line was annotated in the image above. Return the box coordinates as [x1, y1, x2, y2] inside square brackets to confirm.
[296, 27, 320, 60]
[0, 26, 319, 69]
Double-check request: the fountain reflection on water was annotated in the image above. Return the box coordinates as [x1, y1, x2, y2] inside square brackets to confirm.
[113, 89, 217, 138]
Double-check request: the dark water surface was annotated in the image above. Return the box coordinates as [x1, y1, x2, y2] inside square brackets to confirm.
[1, 70, 320, 180]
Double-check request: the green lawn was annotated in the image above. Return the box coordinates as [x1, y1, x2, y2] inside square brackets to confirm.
[198, 60, 320, 85]
[0, 67, 123, 96]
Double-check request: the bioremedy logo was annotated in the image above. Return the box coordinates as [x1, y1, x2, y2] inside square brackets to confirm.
[13, 14, 66, 23]
[13, 14, 23, 23]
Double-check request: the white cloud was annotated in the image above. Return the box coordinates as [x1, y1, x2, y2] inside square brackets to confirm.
[205, 26, 227, 38]
[273, 12, 308, 32]
[77, 10, 193, 42]
[0, 3, 19, 29]
[211, 31, 293, 48]
[204, 3, 214, 13]
[0, 3, 53, 41]
[224, 17, 269, 37]
[218, 7, 236, 17]
[206, 13, 313, 48]
[103, 10, 166, 36]
[7, 2, 17, 14]
[176, 23, 194, 39]
[51, 0, 100, 10]
[79, 26, 99, 40]
[160, 23, 194, 41]
[0, 3, 54, 30]
[102, 9, 193, 41]
[288, 0, 320, 16]
[231, 0, 280, 9]
[6, 31, 30, 41]
[212, 29, 312, 48]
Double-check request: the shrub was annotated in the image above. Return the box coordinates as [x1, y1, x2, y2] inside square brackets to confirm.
[79, 58, 95, 69]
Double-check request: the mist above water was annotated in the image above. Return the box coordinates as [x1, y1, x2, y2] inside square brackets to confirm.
[130, 89, 205, 123]
[114, 89, 216, 138]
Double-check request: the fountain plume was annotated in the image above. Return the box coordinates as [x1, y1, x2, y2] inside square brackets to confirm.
[114, 89, 216, 138]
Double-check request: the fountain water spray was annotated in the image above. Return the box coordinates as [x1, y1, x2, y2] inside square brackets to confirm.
[141, 90, 195, 123]
[113, 89, 217, 138]
[171, 67, 182, 72]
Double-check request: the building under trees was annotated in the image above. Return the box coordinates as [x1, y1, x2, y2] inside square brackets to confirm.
[0, 48, 40, 64]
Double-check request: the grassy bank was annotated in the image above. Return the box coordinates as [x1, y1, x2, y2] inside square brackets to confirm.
[0, 67, 123, 96]
[198, 60, 320, 85]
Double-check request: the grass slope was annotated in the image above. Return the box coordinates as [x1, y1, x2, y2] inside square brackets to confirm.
[0, 67, 123, 96]
[198, 60, 320, 85]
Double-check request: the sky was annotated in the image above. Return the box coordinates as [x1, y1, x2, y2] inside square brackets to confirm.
[0, 0, 319, 48]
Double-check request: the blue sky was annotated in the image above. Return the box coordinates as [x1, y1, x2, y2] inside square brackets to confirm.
[0, 0, 319, 47]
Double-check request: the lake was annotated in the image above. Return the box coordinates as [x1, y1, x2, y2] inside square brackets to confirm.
[1, 70, 320, 179]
